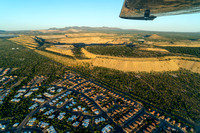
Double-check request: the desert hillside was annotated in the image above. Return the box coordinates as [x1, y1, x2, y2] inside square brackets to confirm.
[82, 48, 200, 73]
[146, 34, 166, 40]
[9, 35, 200, 74]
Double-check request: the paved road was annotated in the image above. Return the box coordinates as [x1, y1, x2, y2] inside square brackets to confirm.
[16, 88, 70, 133]
[75, 89, 125, 133]
[68, 68, 196, 128]
[16, 80, 89, 133]
[90, 79, 196, 127]
[122, 108, 145, 127]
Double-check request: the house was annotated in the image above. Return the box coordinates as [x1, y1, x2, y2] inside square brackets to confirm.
[101, 124, 113, 133]
[82, 107, 86, 111]
[14, 93, 23, 98]
[13, 123, 19, 128]
[49, 102, 53, 106]
[56, 101, 63, 107]
[32, 98, 45, 103]
[43, 109, 55, 115]
[39, 121, 49, 129]
[40, 107, 46, 112]
[27, 118, 36, 127]
[11, 98, 21, 103]
[65, 98, 69, 102]
[30, 87, 39, 91]
[47, 87, 55, 91]
[24, 92, 33, 97]
[67, 115, 77, 122]
[29, 103, 38, 110]
[82, 119, 90, 128]
[47, 126, 57, 133]
[50, 89, 55, 93]
[95, 117, 106, 124]
[18, 89, 27, 93]
[94, 110, 100, 115]
[37, 94, 42, 97]
[73, 108, 78, 112]
[83, 111, 88, 114]
[44, 92, 54, 98]
[48, 115, 55, 119]
[58, 112, 66, 120]
[0, 123, 6, 130]
[57, 88, 63, 93]
[72, 101, 76, 105]
[72, 122, 80, 127]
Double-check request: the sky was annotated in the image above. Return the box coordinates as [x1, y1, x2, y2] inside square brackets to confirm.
[1, 0, 200, 32]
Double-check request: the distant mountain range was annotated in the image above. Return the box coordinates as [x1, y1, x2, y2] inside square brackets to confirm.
[46, 26, 142, 32]
[0, 30, 5, 33]
[48, 26, 121, 31]
[1, 27, 200, 34]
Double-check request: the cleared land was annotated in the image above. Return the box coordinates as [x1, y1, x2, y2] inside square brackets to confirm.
[153, 41, 200, 47]
[43, 33, 132, 44]
[82, 48, 200, 73]
[9, 35, 38, 49]
[138, 48, 169, 53]
[45, 45, 74, 57]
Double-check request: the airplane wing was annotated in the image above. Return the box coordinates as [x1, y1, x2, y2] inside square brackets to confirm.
[120, 0, 200, 20]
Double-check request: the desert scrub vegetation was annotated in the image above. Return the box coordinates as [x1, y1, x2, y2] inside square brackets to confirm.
[73, 65, 200, 123]
[72, 47, 89, 59]
[159, 46, 200, 58]
[86, 46, 172, 57]
[9, 35, 39, 49]
[0, 38, 65, 84]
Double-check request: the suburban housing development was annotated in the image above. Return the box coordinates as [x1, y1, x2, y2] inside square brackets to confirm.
[0, 69, 193, 133]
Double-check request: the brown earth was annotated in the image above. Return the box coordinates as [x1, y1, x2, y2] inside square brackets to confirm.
[41, 33, 132, 45]
[147, 34, 166, 40]
[153, 41, 200, 47]
[45, 45, 74, 57]
[81, 48, 200, 73]
[38, 35, 66, 39]
[139, 48, 169, 53]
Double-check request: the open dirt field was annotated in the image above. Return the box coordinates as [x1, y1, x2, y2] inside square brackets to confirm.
[9, 35, 38, 49]
[45, 45, 74, 57]
[146, 34, 167, 40]
[34, 49, 78, 66]
[153, 41, 200, 47]
[59, 37, 130, 44]
[38, 35, 66, 39]
[139, 48, 169, 53]
[41, 33, 132, 44]
[65, 33, 117, 37]
[82, 48, 200, 73]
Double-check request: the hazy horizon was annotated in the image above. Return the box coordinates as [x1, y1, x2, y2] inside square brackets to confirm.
[1, 0, 200, 32]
